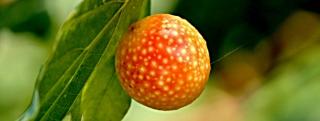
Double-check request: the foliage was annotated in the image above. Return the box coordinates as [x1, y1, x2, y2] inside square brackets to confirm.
[19, 0, 150, 120]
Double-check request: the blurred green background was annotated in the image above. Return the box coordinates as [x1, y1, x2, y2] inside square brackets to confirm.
[1, 0, 320, 121]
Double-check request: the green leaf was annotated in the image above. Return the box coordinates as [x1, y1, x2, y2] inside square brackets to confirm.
[19, 0, 150, 120]
[80, 2, 150, 121]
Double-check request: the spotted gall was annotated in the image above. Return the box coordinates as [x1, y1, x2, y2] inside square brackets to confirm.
[115, 14, 211, 110]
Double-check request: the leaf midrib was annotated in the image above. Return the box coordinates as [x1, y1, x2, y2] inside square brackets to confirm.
[45, 0, 125, 62]
[38, 0, 129, 120]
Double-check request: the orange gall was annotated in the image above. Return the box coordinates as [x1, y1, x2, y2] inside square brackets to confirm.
[115, 14, 211, 110]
